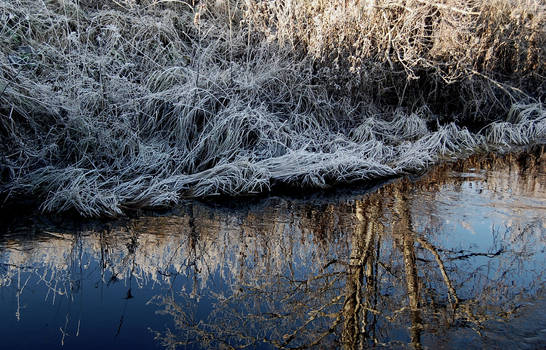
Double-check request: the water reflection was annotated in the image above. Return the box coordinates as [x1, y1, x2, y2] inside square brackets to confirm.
[0, 150, 545, 349]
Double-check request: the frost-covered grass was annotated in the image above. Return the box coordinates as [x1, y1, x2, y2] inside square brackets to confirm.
[0, 0, 544, 216]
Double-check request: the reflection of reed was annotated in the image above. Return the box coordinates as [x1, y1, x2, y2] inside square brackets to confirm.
[0, 150, 544, 348]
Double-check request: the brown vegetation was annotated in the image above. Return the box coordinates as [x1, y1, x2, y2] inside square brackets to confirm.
[246, 0, 545, 117]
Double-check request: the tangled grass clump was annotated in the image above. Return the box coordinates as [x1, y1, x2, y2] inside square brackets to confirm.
[0, 0, 544, 216]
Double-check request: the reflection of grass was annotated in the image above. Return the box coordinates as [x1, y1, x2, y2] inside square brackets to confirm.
[0, 1, 544, 216]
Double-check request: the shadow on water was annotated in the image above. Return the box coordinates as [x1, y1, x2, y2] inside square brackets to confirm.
[0, 150, 545, 349]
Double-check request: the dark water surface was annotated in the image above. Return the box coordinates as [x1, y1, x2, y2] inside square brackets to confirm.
[1, 151, 545, 349]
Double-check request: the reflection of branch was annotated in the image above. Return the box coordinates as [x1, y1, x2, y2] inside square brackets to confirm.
[446, 248, 504, 261]
[417, 236, 460, 308]
[281, 294, 343, 346]
[151, 294, 258, 350]
[15, 267, 31, 321]
[279, 271, 345, 285]
[294, 314, 343, 349]
[60, 314, 70, 346]
[377, 261, 402, 280]
[116, 229, 139, 338]
[323, 259, 349, 269]
[417, 246, 506, 261]
[402, 232, 422, 350]
[1, 262, 34, 269]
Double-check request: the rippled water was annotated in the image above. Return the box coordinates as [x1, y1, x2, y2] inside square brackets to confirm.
[1, 151, 545, 349]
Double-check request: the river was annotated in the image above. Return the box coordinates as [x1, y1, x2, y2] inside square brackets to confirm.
[1, 150, 544, 349]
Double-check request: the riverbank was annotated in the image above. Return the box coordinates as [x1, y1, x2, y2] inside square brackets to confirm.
[1, 0, 544, 216]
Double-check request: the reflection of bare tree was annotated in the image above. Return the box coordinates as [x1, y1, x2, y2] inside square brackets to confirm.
[392, 187, 423, 350]
[0, 150, 544, 348]
[149, 155, 544, 349]
[341, 197, 381, 349]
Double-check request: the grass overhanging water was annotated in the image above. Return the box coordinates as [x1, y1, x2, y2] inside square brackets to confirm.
[0, 0, 545, 216]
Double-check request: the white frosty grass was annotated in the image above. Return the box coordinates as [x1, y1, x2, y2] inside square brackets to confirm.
[485, 103, 546, 147]
[0, 1, 544, 216]
[4, 102, 544, 217]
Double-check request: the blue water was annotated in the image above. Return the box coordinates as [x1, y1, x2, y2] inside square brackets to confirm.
[1, 152, 545, 349]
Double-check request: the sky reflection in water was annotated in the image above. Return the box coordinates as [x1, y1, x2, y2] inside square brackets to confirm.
[0, 151, 545, 349]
